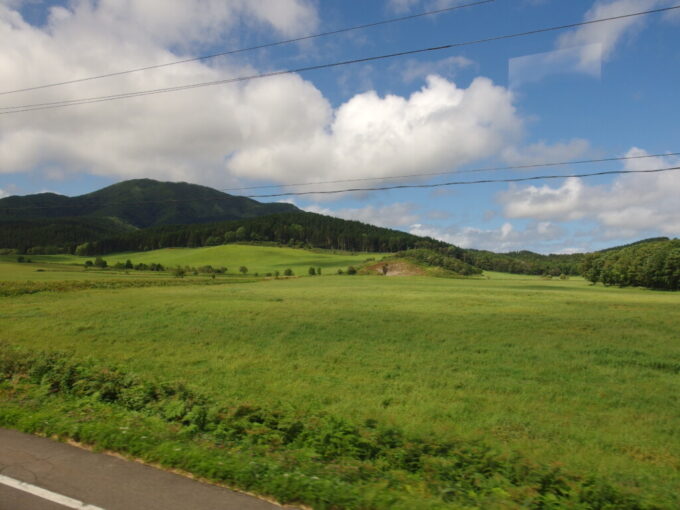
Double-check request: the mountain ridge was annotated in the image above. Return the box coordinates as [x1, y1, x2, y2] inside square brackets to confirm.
[0, 178, 299, 228]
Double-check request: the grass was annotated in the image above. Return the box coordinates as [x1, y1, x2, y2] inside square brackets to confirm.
[0, 244, 383, 278]
[1, 262, 679, 507]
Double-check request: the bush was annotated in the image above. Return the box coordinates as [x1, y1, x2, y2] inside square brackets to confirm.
[239, 266, 248, 275]
[284, 268, 293, 276]
[308, 267, 316, 276]
[347, 266, 357, 275]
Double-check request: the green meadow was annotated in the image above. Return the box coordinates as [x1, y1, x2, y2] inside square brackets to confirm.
[2, 244, 380, 276]
[1, 257, 679, 508]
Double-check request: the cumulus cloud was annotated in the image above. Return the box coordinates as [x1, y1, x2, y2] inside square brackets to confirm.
[499, 148, 680, 237]
[409, 220, 565, 252]
[0, 2, 522, 194]
[0, 1, 320, 184]
[228, 75, 522, 186]
[0, 188, 9, 199]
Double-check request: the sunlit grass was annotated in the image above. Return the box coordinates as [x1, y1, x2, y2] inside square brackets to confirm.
[2, 272, 679, 504]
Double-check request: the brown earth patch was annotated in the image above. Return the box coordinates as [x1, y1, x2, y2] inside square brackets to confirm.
[361, 260, 426, 276]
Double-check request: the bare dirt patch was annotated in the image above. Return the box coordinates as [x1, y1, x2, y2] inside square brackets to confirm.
[362, 260, 426, 276]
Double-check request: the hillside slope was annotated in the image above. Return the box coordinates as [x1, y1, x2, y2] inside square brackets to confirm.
[0, 179, 298, 228]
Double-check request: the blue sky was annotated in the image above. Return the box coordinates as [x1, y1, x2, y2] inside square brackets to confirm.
[1, 0, 679, 253]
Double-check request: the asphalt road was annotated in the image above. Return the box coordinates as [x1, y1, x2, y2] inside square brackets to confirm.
[0, 428, 290, 510]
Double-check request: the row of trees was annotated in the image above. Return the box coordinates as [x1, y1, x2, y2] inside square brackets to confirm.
[580, 238, 680, 290]
[73, 212, 448, 255]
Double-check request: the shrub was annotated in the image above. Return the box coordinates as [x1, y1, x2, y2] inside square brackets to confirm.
[347, 266, 357, 275]
[308, 267, 316, 276]
[284, 268, 293, 276]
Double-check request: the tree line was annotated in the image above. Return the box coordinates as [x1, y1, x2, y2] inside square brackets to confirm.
[580, 238, 680, 290]
[74, 212, 448, 255]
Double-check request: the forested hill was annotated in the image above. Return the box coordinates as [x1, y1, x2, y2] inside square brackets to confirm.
[581, 238, 680, 290]
[73, 212, 448, 255]
[0, 179, 298, 228]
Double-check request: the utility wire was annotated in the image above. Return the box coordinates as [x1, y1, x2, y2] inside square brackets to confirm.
[243, 166, 680, 198]
[1, 166, 678, 212]
[2, 4, 678, 115]
[221, 151, 680, 191]
[0, 0, 493, 97]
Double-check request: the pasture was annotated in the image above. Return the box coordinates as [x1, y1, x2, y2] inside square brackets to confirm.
[1, 264, 679, 508]
[1, 244, 381, 275]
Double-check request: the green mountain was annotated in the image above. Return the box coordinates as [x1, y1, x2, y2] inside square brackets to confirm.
[0, 178, 298, 228]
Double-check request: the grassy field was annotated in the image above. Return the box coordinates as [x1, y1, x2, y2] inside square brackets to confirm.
[1, 244, 382, 277]
[1, 262, 678, 508]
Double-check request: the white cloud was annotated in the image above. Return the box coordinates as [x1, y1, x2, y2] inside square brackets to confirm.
[0, 3, 522, 195]
[228, 75, 523, 187]
[409, 220, 565, 252]
[510, 0, 674, 86]
[0, 188, 9, 199]
[509, 44, 603, 88]
[304, 202, 420, 228]
[557, 0, 670, 72]
[499, 148, 680, 237]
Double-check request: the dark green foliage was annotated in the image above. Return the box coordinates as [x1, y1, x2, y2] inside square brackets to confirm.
[239, 266, 248, 274]
[308, 267, 316, 276]
[93, 257, 107, 268]
[347, 266, 357, 275]
[581, 238, 680, 290]
[0, 179, 298, 228]
[460, 248, 583, 276]
[395, 249, 482, 276]
[86, 212, 446, 255]
[284, 268, 293, 276]
[0, 347, 661, 510]
[0, 217, 135, 253]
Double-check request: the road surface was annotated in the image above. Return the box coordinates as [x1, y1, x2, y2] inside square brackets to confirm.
[0, 428, 291, 510]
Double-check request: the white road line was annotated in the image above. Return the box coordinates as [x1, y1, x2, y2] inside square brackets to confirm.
[0, 474, 106, 510]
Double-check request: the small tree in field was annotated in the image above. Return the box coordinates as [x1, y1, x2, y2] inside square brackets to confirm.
[239, 266, 248, 274]
[94, 257, 107, 268]
[308, 267, 316, 276]
[173, 266, 186, 278]
[317, 267, 322, 275]
[284, 268, 293, 276]
[347, 266, 357, 275]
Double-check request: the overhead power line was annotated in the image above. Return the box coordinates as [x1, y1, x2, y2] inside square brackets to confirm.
[1, 166, 678, 213]
[2, 4, 678, 115]
[243, 166, 680, 198]
[221, 151, 680, 192]
[0, 0, 493, 97]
